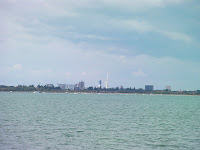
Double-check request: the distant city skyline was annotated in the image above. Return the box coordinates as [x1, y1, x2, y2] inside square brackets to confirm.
[0, 0, 200, 91]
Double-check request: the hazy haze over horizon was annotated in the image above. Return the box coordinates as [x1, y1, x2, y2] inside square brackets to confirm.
[0, 0, 200, 90]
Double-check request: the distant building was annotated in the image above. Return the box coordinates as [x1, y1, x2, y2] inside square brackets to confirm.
[120, 85, 123, 90]
[145, 85, 154, 91]
[74, 84, 79, 90]
[58, 84, 66, 90]
[98, 80, 102, 88]
[78, 81, 85, 90]
[63, 82, 85, 90]
[105, 73, 109, 89]
[66, 84, 76, 90]
[166, 86, 171, 91]
[46, 84, 54, 88]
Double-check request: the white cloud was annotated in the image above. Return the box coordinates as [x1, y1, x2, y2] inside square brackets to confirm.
[104, 0, 184, 7]
[119, 55, 127, 63]
[30, 69, 53, 77]
[66, 32, 114, 41]
[159, 31, 192, 43]
[132, 69, 147, 77]
[0, 0, 190, 44]
[111, 19, 153, 33]
[111, 19, 192, 42]
[13, 64, 22, 71]
[63, 0, 185, 10]
[0, 0, 79, 18]
[81, 72, 87, 76]
[0, 0, 186, 18]
[65, 72, 71, 78]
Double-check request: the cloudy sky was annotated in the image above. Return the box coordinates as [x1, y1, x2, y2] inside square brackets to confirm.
[1, 0, 200, 90]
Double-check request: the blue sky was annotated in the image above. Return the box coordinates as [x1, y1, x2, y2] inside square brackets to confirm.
[0, 0, 200, 90]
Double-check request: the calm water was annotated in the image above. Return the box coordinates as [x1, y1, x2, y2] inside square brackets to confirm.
[0, 92, 200, 150]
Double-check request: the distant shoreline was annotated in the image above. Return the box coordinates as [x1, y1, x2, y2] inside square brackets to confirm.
[1, 91, 199, 96]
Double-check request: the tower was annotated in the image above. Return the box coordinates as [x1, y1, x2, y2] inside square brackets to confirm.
[105, 73, 109, 89]
[98, 80, 102, 88]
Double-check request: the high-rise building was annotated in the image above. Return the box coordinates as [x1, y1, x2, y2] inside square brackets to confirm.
[78, 81, 85, 90]
[74, 84, 79, 90]
[66, 84, 76, 90]
[98, 80, 101, 88]
[105, 73, 109, 89]
[145, 85, 153, 91]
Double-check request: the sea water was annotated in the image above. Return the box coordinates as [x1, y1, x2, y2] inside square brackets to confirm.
[0, 92, 200, 150]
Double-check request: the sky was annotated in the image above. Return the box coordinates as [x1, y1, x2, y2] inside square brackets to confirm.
[0, 0, 200, 90]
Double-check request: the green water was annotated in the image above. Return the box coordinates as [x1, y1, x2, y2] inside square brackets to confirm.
[0, 92, 200, 150]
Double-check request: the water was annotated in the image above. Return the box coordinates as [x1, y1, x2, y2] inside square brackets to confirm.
[0, 92, 200, 150]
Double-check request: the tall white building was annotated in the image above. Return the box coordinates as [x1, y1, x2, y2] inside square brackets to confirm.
[98, 80, 102, 88]
[105, 73, 109, 89]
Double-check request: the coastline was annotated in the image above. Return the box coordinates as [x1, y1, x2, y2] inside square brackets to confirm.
[1, 91, 199, 96]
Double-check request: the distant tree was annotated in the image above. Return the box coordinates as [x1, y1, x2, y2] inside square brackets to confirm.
[197, 90, 200, 95]
[88, 87, 93, 90]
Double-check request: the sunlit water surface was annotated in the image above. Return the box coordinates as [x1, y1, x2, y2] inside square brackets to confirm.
[0, 92, 200, 150]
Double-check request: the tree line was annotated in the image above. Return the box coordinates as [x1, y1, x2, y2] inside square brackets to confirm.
[0, 85, 200, 95]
